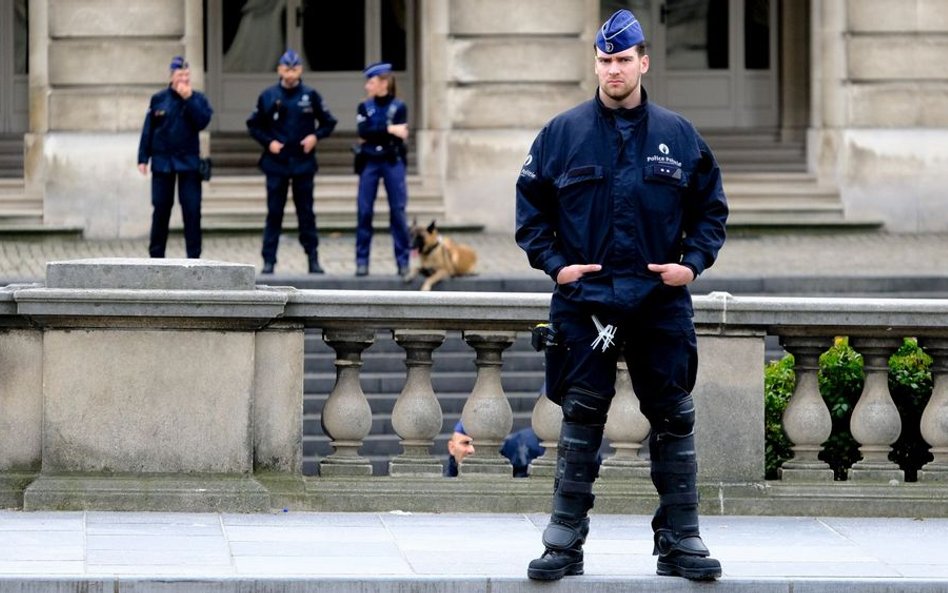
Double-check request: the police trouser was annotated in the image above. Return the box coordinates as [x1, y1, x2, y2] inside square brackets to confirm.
[149, 170, 202, 258]
[543, 299, 700, 551]
[355, 158, 411, 268]
[262, 173, 318, 264]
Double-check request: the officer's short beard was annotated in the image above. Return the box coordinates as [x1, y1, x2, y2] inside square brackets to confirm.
[601, 81, 640, 105]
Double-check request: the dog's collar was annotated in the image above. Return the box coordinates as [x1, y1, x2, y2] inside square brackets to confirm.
[421, 236, 442, 256]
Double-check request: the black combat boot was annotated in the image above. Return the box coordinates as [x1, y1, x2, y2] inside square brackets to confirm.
[528, 421, 602, 581]
[308, 252, 324, 274]
[261, 261, 275, 274]
[650, 429, 722, 581]
[527, 518, 588, 580]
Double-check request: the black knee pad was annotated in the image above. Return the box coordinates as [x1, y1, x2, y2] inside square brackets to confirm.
[561, 386, 610, 425]
[655, 395, 696, 438]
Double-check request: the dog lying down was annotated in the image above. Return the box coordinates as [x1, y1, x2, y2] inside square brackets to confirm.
[405, 220, 478, 291]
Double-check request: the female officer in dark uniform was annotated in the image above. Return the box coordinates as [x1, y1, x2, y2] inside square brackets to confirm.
[353, 62, 411, 278]
[516, 9, 728, 583]
[247, 49, 337, 275]
[137, 56, 213, 259]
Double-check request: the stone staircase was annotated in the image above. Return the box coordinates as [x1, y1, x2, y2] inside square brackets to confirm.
[194, 174, 446, 232]
[0, 135, 43, 228]
[301, 329, 545, 476]
[194, 131, 442, 231]
[0, 134, 24, 179]
[703, 129, 883, 230]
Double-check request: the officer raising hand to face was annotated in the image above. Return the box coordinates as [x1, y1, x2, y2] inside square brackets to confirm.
[137, 55, 213, 259]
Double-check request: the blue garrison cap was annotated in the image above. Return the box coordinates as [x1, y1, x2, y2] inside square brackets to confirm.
[453, 420, 467, 435]
[596, 9, 645, 54]
[169, 56, 189, 71]
[363, 62, 392, 78]
[279, 49, 302, 68]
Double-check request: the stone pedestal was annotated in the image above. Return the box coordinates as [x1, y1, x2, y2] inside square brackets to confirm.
[14, 258, 291, 511]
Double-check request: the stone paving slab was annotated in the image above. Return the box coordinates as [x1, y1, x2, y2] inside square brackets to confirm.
[0, 511, 947, 592]
[2, 230, 948, 284]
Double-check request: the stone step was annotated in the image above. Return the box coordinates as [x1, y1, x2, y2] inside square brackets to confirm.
[192, 174, 445, 231]
[0, 135, 24, 179]
[210, 131, 418, 177]
[300, 327, 544, 475]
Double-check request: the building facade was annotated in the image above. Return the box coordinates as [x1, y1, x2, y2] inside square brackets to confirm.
[3, 0, 947, 237]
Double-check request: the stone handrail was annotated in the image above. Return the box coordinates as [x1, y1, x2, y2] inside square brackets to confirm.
[1, 259, 947, 516]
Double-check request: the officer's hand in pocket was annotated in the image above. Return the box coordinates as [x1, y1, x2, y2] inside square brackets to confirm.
[556, 264, 602, 285]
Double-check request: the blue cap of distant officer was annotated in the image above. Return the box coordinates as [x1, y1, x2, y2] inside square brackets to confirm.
[279, 49, 302, 68]
[453, 420, 467, 435]
[169, 55, 189, 71]
[363, 62, 393, 78]
[596, 9, 645, 54]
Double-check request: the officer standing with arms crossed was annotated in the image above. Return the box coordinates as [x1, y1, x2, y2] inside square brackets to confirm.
[516, 9, 728, 582]
[354, 62, 411, 278]
[138, 56, 213, 259]
[247, 49, 337, 275]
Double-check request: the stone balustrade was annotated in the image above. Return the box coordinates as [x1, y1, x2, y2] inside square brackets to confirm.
[2, 259, 948, 516]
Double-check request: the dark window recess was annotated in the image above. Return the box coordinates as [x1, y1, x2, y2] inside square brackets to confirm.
[304, 1, 366, 71]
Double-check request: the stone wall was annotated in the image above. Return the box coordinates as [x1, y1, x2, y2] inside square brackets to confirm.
[25, 0, 204, 238]
[812, 0, 948, 231]
[421, 0, 595, 233]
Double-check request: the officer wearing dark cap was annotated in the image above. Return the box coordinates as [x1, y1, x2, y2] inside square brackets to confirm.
[247, 49, 338, 274]
[516, 8, 727, 582]
[138, 56, 213, 259]
[354, 61, 411, 278]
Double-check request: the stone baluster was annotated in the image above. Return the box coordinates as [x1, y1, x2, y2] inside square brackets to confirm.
[389, 330, 446, 476]
[847, 337, 904, 482]
[777, 336, 835, 481]
[528, 390, 561, 478]
[458, 331, 516, 475]
[601, 357, 651, 479]
[318, 329, 375, 476]
[917, 338, 947, 482]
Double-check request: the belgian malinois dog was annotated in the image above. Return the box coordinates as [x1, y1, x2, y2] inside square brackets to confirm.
[406, 220, 478, 291]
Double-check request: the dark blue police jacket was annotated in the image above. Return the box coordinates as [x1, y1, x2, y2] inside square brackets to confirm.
[356, 94, 407, 161]
[137, 87, 213, 173]
[246, 80, 338, 176]
[515, 88, 728, 315]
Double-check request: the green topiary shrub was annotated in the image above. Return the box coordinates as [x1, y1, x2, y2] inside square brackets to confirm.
[763, 337, 935, 482]
[888, 338, 933, 481]
[817, 337, 864, 480]
[764, 354, 795, 479]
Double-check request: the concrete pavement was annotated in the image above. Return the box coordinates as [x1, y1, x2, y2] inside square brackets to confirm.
[0, 510, 946, 592]
[2, 229, 948, 293]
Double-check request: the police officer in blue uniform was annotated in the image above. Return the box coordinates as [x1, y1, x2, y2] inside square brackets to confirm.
[354, 62, 411, 278]
[247, 49, 337, 274]
[138, 56, 213, 259]
[516, 9, 727, 582]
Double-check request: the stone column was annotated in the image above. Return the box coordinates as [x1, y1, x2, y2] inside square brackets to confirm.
[528, 390, 561, 478]
[318, 329, 375, 477]
[919, 338, 948, 481]
[847, 337, 904, 482]
[778, 336, 835, 481]
[253, 321, 304, 475]
[458, 330, 515, 475]
[0, 290, 43, 507]
[389, 330, 446, 476]
[601, 357, 651, 479]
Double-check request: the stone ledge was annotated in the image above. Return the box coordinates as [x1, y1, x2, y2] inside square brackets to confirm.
[46, 258, 256, 290]
[23, 474, 270, 512]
